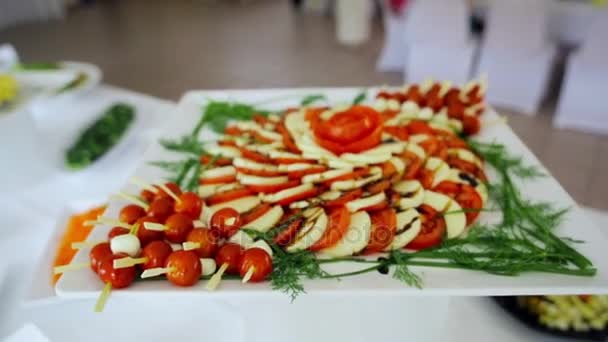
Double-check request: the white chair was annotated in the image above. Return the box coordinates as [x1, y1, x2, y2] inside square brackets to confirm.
[475, 0, 556, 115]
[554, 10, 608, 135]
[376, 1, 408, 72]
[403, 0, 477, 84]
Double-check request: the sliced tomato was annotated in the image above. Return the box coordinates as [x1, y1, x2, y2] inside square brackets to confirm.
[241, 204, 272, 225]
[362, 208, 397, 254]
[218, 140, 237, 147]
[276, 122, 300, 154]
[463, 115, 481, 135]
[322, 168, 369, 187]
[206, 188, 253, 206]
[250, 131, 275, 144]
[308, 206, 351, 251]
[310, 106, 383, 154]
[235, 167, 284, 177]
[383, 125, 409, 141]
[417, 168, 435, 189]
[447, 157, 487, 182]
[419, 137, 438, 156]
[239, 148, 272, 163]
[274, 218, 303, 246]
[405, 120, 435, 135]
[381, 161, 398, 179]
[274, 157, 315, 165]
[360, 201, 389, 212]
[246, 180, 300, 194]
[199, 175, 237, 185]
[444, 136, 469, 149]
[286, 166, 327, 180]
[402, 152, 423, 180]
[447, 101, 465, 120]
[381, 110, 399, 122]
[434, 181, 483, 224]
[253, 114, 272, 126]
[323, 188, 363, 207]
[276, 188, 318, 206]
[224, 126, 243, 136]
[200, 155, 232, 166]
[366, 180, 391, 194]
[406, 204, 446, 250]
[405, 85, 424, 105]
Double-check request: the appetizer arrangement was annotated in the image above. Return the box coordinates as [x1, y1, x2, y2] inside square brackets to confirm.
[65, 103, 135, 170]
[55, 78, 597, 311]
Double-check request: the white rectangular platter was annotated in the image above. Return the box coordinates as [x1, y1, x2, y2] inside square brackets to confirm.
[57, 88, 608, 298]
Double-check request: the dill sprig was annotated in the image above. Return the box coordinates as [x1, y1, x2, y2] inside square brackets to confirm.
[300, 94, 327, 107]
[159, 136, 205, 156]
[270, 249, 327, 302]
[352, 90, 367, 105]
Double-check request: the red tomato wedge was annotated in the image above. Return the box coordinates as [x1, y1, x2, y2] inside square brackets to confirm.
[463, 115, 481, 135]
[253, 114, 272, 126]
[241, 204, 272, 225]
[274, 217, 303, 246]
[402, 153, 423, 180]
[218, 140, 237, 147]
[405, 120, 434, 135]
[276, 122, 301, 154]
[434, 181, 483, 224]
[274, 157, 315, 165]
[406, 204, 446, 250]
[224, 126, 243, 136]
[323, 189, 363, 207]
[383, 125, 409, 141]
[199, 175, 237, 185]
[287, 166, 327, 180]
[206, 188, 253, 206]
[366, 180, 391, 194]
[362, 208, 397, 254]
[322, 168, 369, 187]
[417, 168, 435, 189]
[308, 206, 351, 251]
[360, 201, 389, 212]
[309, 106, 383, 154]
[239, 148, 272, 163]
[235, 167, 284, 177]
[200, 155, 232, 166]
[246, 180, 300, 194]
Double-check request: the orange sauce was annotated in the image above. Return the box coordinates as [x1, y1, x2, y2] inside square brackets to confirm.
[52, 205, 106, 284]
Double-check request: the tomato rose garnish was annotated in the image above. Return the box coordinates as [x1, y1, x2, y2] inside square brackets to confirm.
[308, 105, 383, 155]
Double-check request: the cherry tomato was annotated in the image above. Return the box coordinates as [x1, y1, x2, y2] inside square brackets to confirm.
[165, 250, 202, 286]
[309, 206, 351, 251]
[142, 240, 173, 270]
[206, 188, 253, 206]
[98, 253, 137, 289]
[323, 189, 363, 207]
[108, 226, 130, 239]
[246, 180, 300, 194]
[89, 242, 112, 273]
[199, 175, 237, 185]
[155, 182, 182, 200]
[463, 115, 481, 135]
[210, 207, 242, 238]
[273, 218, 303, 246]
[241, 204, 272, 225]
[215, 243, 243, 274]
[185, 228, 218, 258]
[406, 204, 446, 250]
[164, 213, 194, 243]
[135, 216, 164, 246]
[140, 189, 155, 203]
[119, 204, 146, 225]
[363, 208, 397, 254]
[174, 191, 203, 219]
[239, 248, 273, 282]
[148, 196, 174, 221]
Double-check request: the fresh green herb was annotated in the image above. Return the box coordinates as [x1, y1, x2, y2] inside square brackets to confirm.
[57, 72, 88, 93]
[270, 248, 328, 302]
[389, 251, 423, 288]
[194, 101, 271, 135]
[15, 62, 60, 70]
[300, 94, 327, 107]
[159, 136, 205, 156]
[352, 90, 367, 105]
[65, 103, 135, 170]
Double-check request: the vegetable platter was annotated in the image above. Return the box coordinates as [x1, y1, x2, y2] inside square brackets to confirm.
[56, 79, 608, 309]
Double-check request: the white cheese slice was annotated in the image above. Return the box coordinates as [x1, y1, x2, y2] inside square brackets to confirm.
[330, 172, 382, 191]
[250, 240, 273, 257]
[200, 258, 217, 276]
[320, 109, 336, 120]
[439, 80, 452, 97]
[447, 148, 483, 168]
[393, 180, 425, 210]
[269, 150, 305, 160]
[361, 142, 407, 155]
[422, 191, 466, 239]
[286, 209, 329, 252]
[228, 230, 254, 248]
[319, 190, 342, 201]
[198, 182, 240, 198]
[302, 169, 352, 183]
[318, 211, 371, 257]
[210, 196, 261, 214]
[387, 99, 400, 111]
[345, 192, 386, 213]
[277, 163, 318, 172]
[110, 234, 141, 257]
[262, 183, 314, 203]
[384, 208, 422, 250]
[425, 157, 451, 188]
[409, 134, 431, 144]
[233, 158, 279, 172]
[237, 174, 288, 186]
[235, 121, 282, 141]
[420, 78, 434, 93]
[401, 101, 420, 116]
[417, 107, 434, 120]
[341, 152, 392, 165]
[373, 98, 387, 112]
[206, 145, 242, 159]
[290, 201, 311, 209]
[200, 166, 236, 180]
[388, 157, 406, 176]
[241, 205, 284, 233]
[404, 142, 426, 160]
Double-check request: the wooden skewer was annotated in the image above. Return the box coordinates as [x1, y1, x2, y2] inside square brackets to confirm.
[182, 242, 200, 251]
[141, 267, 175, 279]
[114, 256, 148, 269]
[113, 192, 149, 210]
[157, 183, 181, 204]
[206, 263, 229, 291]
[85, 217, 131, 229]
[143, 222, 167, 231]
[94, 282, 112, 313]
[242, 266, 255, 284]
[129, 222, 140, 235]
[129, 177, 158, 193]
[71, 240, 105, 250]
[54, 262, 90, 274]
